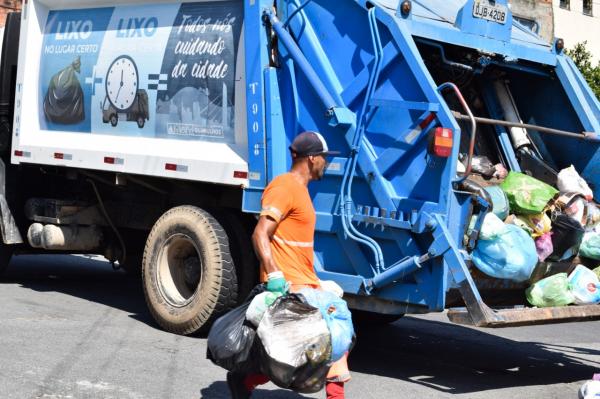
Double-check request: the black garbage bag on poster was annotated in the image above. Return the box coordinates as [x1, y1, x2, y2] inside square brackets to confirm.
[207, 285, 265, 372]
[256, 294, 332, 393]
[44, 57, 85, 124]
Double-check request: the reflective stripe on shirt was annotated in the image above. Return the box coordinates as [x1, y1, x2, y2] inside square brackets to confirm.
[261, 205, 283, 219]
[272, 235, 314, 248]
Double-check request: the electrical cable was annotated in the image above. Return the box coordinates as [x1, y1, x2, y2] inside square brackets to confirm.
[87, 179, 126, 268]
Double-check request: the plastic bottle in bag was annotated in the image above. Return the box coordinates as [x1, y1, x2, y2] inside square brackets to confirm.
[299, 288, 355, 362]
[568, 265, 600, 305]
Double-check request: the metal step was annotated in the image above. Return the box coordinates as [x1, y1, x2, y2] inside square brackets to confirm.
[448, 305, 600, 328]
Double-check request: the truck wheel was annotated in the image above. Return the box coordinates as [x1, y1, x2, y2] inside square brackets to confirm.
[137, 117, 145, 129]
[142, 206, 238, 335]
[110, 115, 118, 127]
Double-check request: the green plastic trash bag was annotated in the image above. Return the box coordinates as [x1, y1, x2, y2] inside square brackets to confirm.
[579, 232, 600, 260]
[500, 172, 558, 215]
[526, 273, 575, 307]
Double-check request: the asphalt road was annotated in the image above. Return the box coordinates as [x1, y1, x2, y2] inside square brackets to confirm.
[1, 255, 599, 399]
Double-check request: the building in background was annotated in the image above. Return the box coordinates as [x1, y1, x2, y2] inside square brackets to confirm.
[553, 0, 600, 62]
[510, 0, 555, 43]
[0, 1, 20, 26]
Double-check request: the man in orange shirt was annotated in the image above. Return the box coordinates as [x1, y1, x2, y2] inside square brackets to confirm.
[227, 131, 349, 399]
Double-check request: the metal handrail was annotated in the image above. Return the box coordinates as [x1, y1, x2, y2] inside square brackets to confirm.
[437, 82, 477, 184]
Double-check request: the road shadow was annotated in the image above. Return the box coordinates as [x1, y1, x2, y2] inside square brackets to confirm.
[3, 255, 600, 395]
[200, 381, 312, 398]
[1, 254, 158, 328]
[351, 316, 600, 394]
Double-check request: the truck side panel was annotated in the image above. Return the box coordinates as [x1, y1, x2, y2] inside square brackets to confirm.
[13, 0, 249, 186]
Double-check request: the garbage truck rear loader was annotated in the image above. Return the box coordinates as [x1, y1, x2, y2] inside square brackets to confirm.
[1, 0, 600, 335]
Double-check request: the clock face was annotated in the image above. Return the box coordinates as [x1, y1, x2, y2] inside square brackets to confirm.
[105, 56, 139, 111]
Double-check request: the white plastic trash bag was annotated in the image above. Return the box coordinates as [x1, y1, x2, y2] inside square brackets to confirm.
[579, 380, 600, 399]
[479, 212, 507, 240]
[246, 291, 282, 327]
[568, 265, 600, 305]
[257, 294, 332, 393]
[557, 165, 593, 201]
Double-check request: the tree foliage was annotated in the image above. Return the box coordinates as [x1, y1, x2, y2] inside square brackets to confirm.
[565, 41, 600, 100]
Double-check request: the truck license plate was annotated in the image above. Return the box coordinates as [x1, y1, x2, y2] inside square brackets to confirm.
[472, 0, 508, 24]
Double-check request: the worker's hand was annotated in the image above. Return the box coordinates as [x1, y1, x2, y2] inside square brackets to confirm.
[266, 271, 289, 295]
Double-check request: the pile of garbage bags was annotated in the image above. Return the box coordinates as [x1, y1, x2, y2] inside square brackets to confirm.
[207, 285, 354, 393]
[467, 160, 600, 308]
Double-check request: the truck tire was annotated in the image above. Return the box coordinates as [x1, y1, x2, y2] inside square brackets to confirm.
[210, 210, 258, 303]
[137, 117, 145, 129]
[142, 206, 238, 335]
[110, 114, 118, 127]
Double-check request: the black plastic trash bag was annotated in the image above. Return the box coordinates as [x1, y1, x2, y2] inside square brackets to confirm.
[470, 155, 496, 178]
[207, 303, 256, 372]
[207, 285, 265, 372]
[256, 294, 332, 393]
[44, 57, 85, 124]
[549, 213, 585, 261]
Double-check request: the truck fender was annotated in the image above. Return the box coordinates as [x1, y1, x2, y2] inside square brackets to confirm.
[0, 159, 23, 244]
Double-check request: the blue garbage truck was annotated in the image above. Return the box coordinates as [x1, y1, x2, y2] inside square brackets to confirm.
[1, 0, 599, 335]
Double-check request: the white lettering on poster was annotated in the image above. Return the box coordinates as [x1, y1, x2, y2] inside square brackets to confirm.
[55, 20, 93, 40]
[169, 13, 237, 82]
[116, 17, 158, 38]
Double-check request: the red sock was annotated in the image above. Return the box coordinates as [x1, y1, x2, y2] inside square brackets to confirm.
[243, 374, 270, 391]
[326, 381, 345, 399]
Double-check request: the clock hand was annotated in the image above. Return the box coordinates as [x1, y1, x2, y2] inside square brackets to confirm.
[120, 70, 124, 85]
[115, 85, 122, 103]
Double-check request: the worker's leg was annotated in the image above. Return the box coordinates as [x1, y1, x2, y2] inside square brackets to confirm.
[243, 374, 270, 391]
[325, 353, 350, 399]
[226, 372, 269, 399]
[326, 382, 345, 399]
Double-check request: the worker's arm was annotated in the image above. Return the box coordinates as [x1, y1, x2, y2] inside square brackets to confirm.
[252, 215, 280, 274]
[252, 215, 288, 294]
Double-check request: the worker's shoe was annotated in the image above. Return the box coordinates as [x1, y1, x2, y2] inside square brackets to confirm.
[226, 372, 251, 399]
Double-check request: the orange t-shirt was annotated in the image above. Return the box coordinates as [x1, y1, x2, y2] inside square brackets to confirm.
[259, 173, 319, 286]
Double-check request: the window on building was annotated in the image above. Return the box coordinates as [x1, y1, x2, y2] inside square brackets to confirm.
[560, 0, 570, 10]
[583, 0, 593, 15]
[513, 16, 540, 34]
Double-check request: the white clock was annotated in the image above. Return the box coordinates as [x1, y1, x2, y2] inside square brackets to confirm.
[105, 55, 139, 111]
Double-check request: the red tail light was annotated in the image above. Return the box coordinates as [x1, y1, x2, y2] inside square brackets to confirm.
[431, 127, 453, 158]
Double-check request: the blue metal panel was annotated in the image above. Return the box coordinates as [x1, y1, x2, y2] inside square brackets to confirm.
[264, 68, 288, 181]
[555, 56, 600, 134]
[455, 0, 512, 43]
[241, 0, 600, 320]
[242, 0, 271, 213]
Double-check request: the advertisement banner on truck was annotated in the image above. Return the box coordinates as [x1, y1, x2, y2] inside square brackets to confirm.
[38, 1, 242, 143]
